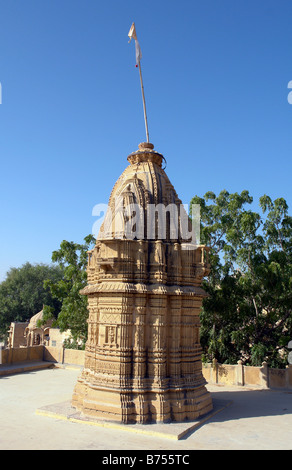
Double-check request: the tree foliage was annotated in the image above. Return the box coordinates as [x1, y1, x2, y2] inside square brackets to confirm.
[44, 235, 95, 347]
[190, 190, 292, 368]
[0, 262, 63, 341]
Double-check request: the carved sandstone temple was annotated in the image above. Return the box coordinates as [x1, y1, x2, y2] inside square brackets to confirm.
[72, 142, 213, 423]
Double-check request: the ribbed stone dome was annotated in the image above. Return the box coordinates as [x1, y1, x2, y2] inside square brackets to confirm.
[27, 308, 52, 330]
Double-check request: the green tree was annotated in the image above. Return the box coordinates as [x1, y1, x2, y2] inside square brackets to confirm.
[190, 190, 292, 368]
[44, 235, 95, 348]
[0, 262, 63, 341]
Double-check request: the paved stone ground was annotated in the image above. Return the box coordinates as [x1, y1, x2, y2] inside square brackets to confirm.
[0, 367, 291, 450]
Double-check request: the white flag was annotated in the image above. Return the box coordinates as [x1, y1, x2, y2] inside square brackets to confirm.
[128, 22, 137, 42]
[128, 22, 142, 66]
[135, 40, 142, 65]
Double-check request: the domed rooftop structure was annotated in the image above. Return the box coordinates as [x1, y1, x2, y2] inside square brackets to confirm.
[25, 308, 52, 346]
[27, 309, 45, 330]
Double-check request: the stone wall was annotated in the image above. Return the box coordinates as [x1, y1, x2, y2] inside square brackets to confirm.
[0, 345, 44, 364]
[0, 345, 85, 367]
[1, 345, 291, 390]
[202, 359, 292, 390]
[44, 346, 85, 366]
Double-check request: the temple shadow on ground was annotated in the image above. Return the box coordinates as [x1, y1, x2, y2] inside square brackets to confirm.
[179, 386, 292, 439]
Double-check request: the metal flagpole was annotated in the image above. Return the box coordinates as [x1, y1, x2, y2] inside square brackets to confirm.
[137, 61, 150, 143]
[128, 23, 150, 143]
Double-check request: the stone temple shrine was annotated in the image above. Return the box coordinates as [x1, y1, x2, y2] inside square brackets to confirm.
[72, 142, 213, 423]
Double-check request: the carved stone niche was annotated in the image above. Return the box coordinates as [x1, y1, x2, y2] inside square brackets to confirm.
[72, 143, 213, 424]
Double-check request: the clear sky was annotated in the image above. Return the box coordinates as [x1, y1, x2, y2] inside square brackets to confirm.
[0, 0, 292, 281]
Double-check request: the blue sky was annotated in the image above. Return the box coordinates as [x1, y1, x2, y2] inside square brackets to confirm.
[0, 0, 292, 281]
